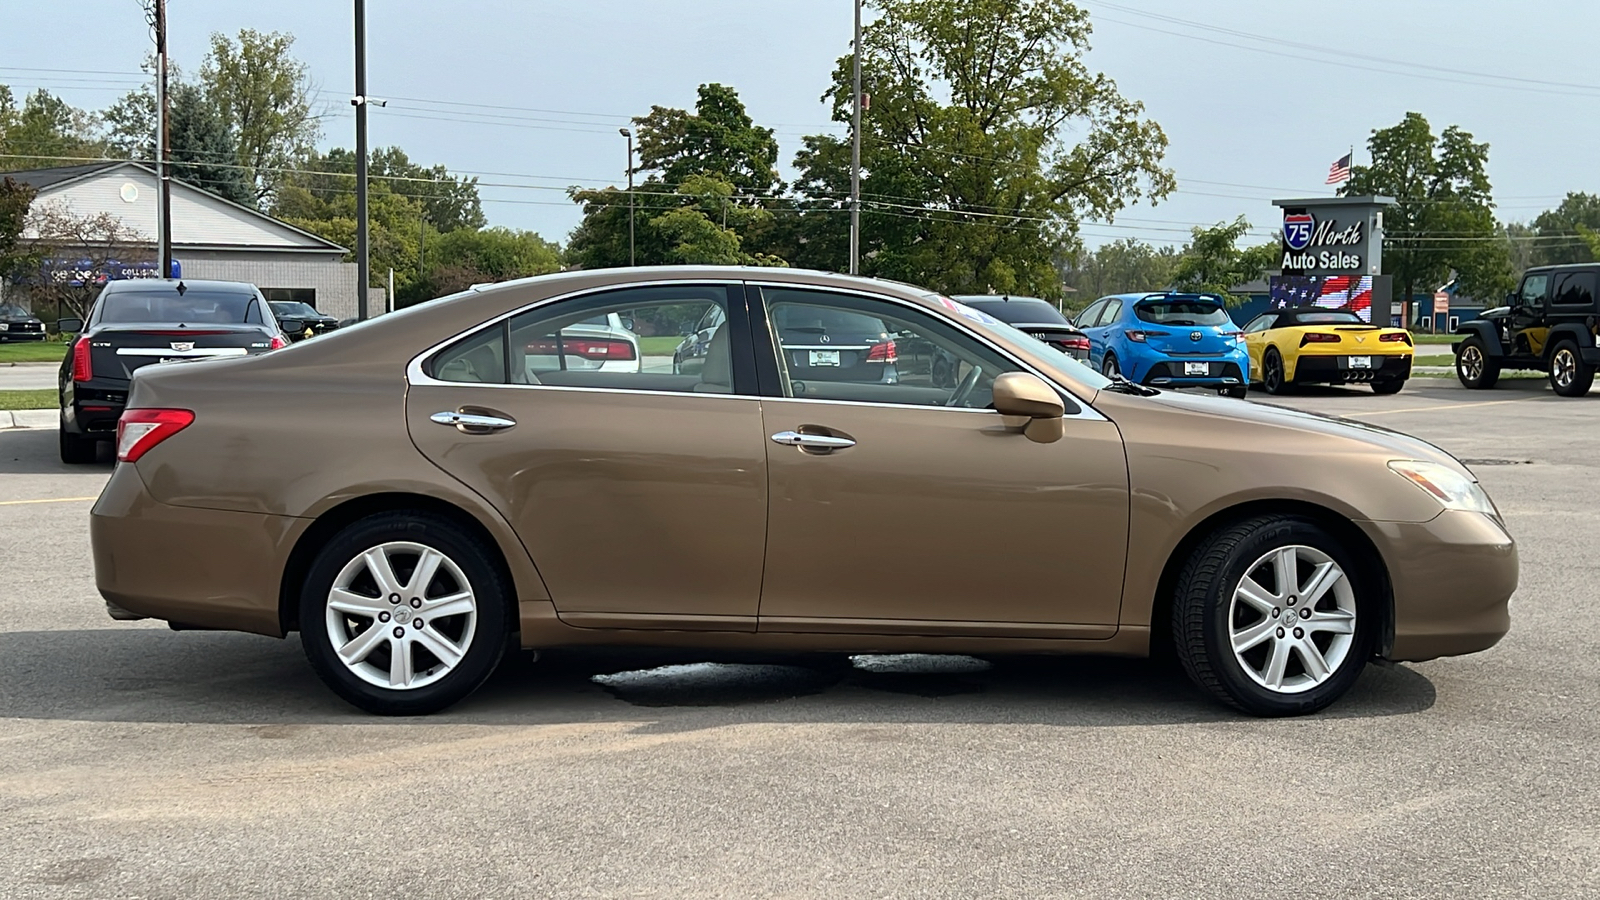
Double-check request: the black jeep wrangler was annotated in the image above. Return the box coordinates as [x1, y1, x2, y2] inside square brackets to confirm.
[1453, 263, 1600, 396]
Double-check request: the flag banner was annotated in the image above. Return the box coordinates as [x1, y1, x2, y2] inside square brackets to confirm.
[1326, 153, 1353, 185]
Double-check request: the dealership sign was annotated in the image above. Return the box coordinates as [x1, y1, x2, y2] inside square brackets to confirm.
[1272, 195, 1393, 279]
[41, 258, 181, 287]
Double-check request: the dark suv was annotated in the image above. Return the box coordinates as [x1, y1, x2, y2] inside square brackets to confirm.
[1454, 264, 1600, 396]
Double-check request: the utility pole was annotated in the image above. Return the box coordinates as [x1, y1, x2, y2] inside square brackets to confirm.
[150, 0, 173, 279]
[849, 0, 863, 276]
[619, 128, 635, 266]
[353, 0, 370, 321]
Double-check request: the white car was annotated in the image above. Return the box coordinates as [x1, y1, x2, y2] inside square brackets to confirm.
[520, 311, 641, 377]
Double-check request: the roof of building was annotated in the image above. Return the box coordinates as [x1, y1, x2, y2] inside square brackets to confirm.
[2, 160, 346, 255]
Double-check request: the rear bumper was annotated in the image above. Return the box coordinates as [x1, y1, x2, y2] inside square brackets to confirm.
[91, 462, 302, 636]
[1139, 359, 1247, 387]
[62, 378, 131, 438]
[1293, 353, 1412, 383]
[1358, 510, 1517, 662]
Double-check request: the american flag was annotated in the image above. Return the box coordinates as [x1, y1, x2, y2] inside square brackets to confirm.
[1326, 152, 1353, 185]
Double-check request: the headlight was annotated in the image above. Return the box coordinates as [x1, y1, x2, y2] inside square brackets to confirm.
[1388, 460, 1496, 515]
[0, 323, 9, 331]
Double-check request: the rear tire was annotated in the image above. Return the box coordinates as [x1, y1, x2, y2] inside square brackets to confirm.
[299, 511, 513, 716]
[1371, 378, 1405, 395]
[1455, 336, 1500, 389]
[58, 421, 97, 464]
[1262, 348, 1292, 395]
[1171, 514, 1375, 717]
[1548, 340, 1594, 397]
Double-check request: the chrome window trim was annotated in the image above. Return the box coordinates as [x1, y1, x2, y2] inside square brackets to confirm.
[406, 277, 1106, 422]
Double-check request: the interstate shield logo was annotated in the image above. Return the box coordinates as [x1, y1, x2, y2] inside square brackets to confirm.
[1283, 212, 1315, 251]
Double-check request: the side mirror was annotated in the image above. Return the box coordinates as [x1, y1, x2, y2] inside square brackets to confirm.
[991, 372, 1066, 443]
[618, 315, 636, 332]
[57, 318, 83, 334]
[276, 318, 305, 335]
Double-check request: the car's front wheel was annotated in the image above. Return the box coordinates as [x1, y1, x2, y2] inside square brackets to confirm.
[1548, 340, 1594, 397]
[1171, 514, 1374, 716]
[1455, 336, 1500, 389]
[1101, 352, 1121, 379]
[299, 512, 512, 715]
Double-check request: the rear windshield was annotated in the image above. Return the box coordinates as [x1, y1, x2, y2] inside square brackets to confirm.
[99, 289, 257, 324]
[771, 305, 887, 336]
[962, 298, 1070, 326]
[1289, 310, 1365, 325]
[1134, 299, 1230, 326]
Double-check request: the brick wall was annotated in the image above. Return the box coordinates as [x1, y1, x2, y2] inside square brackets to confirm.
[179, 254, 360, 321]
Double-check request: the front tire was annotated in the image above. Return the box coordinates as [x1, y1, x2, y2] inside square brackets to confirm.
[1171, 515, 1374, 716]
[299, 512, 512, 716]
[1455, 336, 1500, 389]
[1101, 352, 1121, 379]
[1548, 340, 1594, 397]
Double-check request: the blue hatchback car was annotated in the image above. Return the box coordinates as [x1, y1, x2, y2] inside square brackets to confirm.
[1075, 292, 1249, 396]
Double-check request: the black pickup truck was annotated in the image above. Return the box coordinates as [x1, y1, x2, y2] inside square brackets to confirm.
[57, 279, 294, 463]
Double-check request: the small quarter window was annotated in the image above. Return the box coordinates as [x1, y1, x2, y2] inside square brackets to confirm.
[432, 323, 508, 384]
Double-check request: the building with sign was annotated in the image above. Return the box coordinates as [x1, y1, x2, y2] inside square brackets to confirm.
[1271, 196, 1396, 325]
[1, 161, 360, 319]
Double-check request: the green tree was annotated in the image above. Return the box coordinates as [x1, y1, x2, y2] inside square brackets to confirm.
[1528, 192, 1600, 266]
[1342, 112, 1513, 309]
[370, 147, 485, 232]
[167, 83, 254, 206]
[1063, 237, 1180, 302]
[272, 149, 424, 298]
[400, 226, 561, 304]
[786, 0, 1174, 299]
[199, 29, 320, 203]
[1169, 217, 1277, 306]
[567, 84, 785, 269]
[0, 177, 38, 286]
[0, 87, 101, 169]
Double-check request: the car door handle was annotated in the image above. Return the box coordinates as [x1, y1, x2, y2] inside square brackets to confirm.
[770, 430, 856, 451]
[431, 410, 516, 433]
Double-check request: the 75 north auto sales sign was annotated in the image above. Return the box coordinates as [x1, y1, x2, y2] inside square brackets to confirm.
[1279, 209, 1365, 274]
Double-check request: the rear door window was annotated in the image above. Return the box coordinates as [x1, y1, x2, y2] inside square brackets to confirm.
[1552, 272, 1597, 309]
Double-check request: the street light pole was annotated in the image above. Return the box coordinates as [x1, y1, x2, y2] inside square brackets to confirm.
[150, 0, 172, 279]
[849, 0, 863, 276]
[619, 128, 635, 266]
[353, 0, 370, 321]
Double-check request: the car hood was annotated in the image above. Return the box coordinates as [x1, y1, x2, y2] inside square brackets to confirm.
[1100, 387, 1470, 476]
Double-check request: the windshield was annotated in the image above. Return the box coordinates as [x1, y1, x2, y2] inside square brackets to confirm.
[99, 288, 257, 324]
[1291, 310, 1364, 325]
[1134, 299, 1230, 327]
[270, 301, 319, 318]
[937, 296, 1112, 393]
[0, 304, 29, 317]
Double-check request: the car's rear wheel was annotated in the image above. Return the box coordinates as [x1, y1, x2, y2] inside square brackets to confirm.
[1101, 352, 1121, 379]
[1219, 385, 1248, 399]
[1371, 378, 1405, 395]
[58, 418, 97, 464]
[1171, 514, 1374, 716]
[299, 512, 512, 715]
[1548, 340, 1594, 397]
[1455, 336, 1500, 389]
[1261, 348, 1292, 395]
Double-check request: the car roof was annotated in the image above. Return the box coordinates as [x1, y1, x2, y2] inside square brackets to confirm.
[101, 278, 261, 295]
[1270, 307, 1366, 324]
[1104, 291, 1225, 304]
[1524, 263, 1599, 274]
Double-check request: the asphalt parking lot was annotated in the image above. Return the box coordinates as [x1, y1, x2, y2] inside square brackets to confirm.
[1, 377, 1596, 898]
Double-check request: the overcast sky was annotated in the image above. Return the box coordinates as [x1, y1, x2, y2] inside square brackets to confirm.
[4, 1, 1597, 249]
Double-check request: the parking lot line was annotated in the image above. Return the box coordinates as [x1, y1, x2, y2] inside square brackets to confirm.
[1346, 398, 1533, 417]
[0, 496, 98, 506]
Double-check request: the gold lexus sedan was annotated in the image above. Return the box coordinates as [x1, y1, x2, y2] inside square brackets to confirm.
[90, 267, 1517, 717]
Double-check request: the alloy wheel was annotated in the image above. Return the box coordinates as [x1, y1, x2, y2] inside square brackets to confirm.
[1553, 348, 1576, 389]
[1228, 544, 1356, 694]
[1459, 345, 1484, 382]
[325, 541, 479, 690]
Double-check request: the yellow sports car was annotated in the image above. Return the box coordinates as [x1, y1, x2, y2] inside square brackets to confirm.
[1242, 307, 1414, 395]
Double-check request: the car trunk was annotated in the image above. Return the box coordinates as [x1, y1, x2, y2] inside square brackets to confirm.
[1141, 327, 1235, 356]
[88, 325, 268, 381]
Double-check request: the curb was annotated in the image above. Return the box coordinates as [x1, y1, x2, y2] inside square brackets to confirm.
[0, 409, 55, 430]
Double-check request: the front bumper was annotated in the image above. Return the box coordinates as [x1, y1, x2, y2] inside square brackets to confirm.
[1358, 510, 1516, 661]
[0, 331, 47, 342]
[91, 462, 303, 636]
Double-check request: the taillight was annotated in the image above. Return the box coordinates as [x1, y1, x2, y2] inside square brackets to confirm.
[1381, 332, 1412, 344]
[1055, 336, 1091, 351]
[1301, 333, 1341, 345]
[71, 337, 92, 382]
[865, 339, 898, 363]
[1222, 331, 1244, 343]
[525, 337, 637, 361]
[116, 408, 195, 463]
[1126, 330, 1168, 343]
[269, 334, 288, 350]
